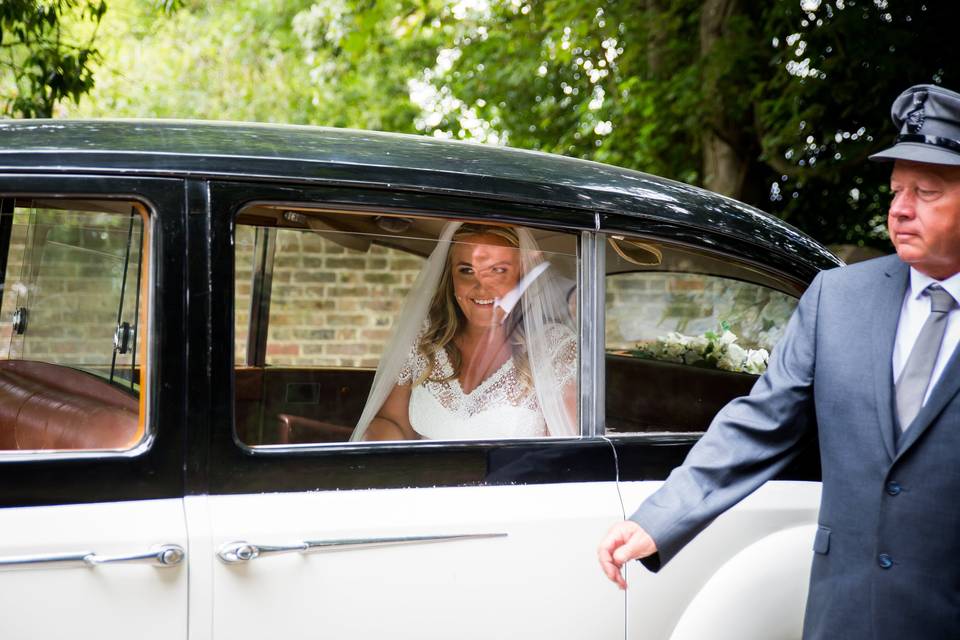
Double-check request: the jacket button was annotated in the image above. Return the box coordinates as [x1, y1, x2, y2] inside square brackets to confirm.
[878, 554, 893, 569]
[886, 481, 901, 496]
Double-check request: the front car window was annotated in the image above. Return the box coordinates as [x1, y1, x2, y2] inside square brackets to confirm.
[0, 198, 150, 452]
[234, 207, 579, 447]
[604, 235, 801, 435]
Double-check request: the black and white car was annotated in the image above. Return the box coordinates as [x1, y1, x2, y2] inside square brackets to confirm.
[0, 120, 839, 640]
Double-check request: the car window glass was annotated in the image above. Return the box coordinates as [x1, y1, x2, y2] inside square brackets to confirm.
[604, 235, 800, 435]
[0, 198, 149, 453]
[234, 208, 579, 447]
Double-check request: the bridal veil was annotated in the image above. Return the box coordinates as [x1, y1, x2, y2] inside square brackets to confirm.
[350, 221, 578, 440]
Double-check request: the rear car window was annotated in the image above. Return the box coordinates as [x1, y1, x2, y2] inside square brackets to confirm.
[0, 198, 150, 453]
[604, 235, 800, 435]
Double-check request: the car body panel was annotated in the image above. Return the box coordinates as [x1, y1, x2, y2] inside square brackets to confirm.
[202, 483, 623, 639]
[621, 482, 821, 639]
[0, 499, 188, 639]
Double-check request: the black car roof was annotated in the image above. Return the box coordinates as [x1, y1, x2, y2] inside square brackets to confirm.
[0, 119, 839, 270]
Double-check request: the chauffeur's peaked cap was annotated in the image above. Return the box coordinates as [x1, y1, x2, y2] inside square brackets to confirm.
[870, 84, 960, 166]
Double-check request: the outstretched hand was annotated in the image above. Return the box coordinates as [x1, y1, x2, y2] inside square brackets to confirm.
[597, 520, 658, 589]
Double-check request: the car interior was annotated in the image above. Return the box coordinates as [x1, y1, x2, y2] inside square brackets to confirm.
[0, 198, 145, 451]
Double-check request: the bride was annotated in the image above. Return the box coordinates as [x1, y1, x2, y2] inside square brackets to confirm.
[351, 222, 578, 441]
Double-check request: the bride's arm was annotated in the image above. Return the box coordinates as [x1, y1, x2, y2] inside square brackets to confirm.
[562, 379, 578, 428]
[364, 383, 418, 441]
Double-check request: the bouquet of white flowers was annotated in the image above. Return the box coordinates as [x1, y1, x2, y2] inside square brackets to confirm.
[630, 322, 769, 375]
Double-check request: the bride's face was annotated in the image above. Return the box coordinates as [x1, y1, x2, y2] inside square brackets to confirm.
[450, 233, 522, 329]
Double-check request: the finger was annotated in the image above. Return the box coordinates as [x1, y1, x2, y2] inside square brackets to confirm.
[615, 566, 627, 590]
[598, 537, 630, 588]
[600, 558, 626, 589]
[612, 531, 652, 565]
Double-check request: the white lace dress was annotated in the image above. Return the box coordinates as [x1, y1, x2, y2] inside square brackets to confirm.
[398, 325, 577, 439]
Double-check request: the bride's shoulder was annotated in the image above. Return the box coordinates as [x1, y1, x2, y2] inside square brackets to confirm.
[543, 322, 576, 344]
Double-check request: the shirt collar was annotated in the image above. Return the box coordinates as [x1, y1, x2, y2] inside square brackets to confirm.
[909, 267, 960, 306]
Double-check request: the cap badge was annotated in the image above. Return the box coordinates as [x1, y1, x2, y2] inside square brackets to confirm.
[905, 90, 928, 133]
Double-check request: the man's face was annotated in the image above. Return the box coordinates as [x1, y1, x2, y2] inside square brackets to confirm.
[888, 160, 960, 279]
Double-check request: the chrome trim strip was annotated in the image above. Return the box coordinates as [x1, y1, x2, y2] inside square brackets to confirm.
[0, 544, 184, 569]
[0, 551, 92, 568]
[579, 230, 595, 437]
[217, 533, 507, 565]
[579, 230, 605, 437]
[594, 230, 606, 436]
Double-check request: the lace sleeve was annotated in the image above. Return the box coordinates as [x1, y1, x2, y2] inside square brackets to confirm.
[547, 324, 577, 387]
[397, 341, 424, 386]
[397, 327, 431, 386]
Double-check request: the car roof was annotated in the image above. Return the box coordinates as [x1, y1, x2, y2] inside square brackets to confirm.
[0, 119, 839, 270]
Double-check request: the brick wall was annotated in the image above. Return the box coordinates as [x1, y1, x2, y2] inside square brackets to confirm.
[235, 227, 425, 368]
[0, 210, 143, 374]
[0, 212, 796, 374]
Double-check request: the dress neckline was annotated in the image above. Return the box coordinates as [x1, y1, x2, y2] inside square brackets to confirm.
[437, 346, 514, 399]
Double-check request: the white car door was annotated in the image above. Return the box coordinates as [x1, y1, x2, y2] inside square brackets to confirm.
[601, 232, 823, 639]
[0, 498, 188, 639]
[0, 186, 190, 640]
[188, 198, 624, 639]
[195, 464, 623, 640]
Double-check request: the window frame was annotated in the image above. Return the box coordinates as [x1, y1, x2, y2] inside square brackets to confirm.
[0, 175, 186, 509]
[0, 195, 154, 461]
[599, 223, 815, 443]
[202, 180, 621, 496]
[229, 200, 590, 452]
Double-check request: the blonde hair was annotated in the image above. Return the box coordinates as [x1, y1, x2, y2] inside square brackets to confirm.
[416, 224, 532, 388]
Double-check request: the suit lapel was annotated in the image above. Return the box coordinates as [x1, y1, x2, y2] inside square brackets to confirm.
[896, 339, 960, 458]
[872, 259, 909, 461]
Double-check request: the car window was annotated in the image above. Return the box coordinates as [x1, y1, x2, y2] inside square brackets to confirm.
[604, 234, 801, 435]
[0, 198, 149, 453]
[234, 207, 579, 447]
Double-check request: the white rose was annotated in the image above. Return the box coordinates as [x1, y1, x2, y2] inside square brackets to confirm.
[719, 329, 738, 346]
[744, 348, 769, 374]
[717, 343, 747, 371]
[689, 336, 709, 352]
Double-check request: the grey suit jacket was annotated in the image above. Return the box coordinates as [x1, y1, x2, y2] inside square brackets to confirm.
[631, 254, 960, 640]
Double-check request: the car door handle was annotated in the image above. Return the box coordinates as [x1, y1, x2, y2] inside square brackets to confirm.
[217, 533, 507, 564]
[0, 544, 185, 569]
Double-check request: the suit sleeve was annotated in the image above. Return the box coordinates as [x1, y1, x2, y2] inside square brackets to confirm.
[630, 271, 824, 571]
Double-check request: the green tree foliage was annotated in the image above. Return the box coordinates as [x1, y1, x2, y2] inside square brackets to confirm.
[73, 0, 443, 130]
[72, 0, 319, 123]
[66, 0, 959, 247]
[0, 0, 107, 117]
[398, 0, 957, 247]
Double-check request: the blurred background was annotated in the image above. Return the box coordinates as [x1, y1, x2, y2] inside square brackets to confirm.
[1, 0, 956, 253]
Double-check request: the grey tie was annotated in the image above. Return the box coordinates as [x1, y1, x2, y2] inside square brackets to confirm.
[895, 285, 957, 431]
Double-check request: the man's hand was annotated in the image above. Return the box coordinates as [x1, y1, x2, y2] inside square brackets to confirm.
[597, 520, 658, 589]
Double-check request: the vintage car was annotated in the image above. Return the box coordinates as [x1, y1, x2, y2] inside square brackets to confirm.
[0, 120, 839, 639]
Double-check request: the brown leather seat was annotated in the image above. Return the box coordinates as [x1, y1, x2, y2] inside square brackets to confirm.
[0, 360, 139, 450]
[276, 413, 354, 444]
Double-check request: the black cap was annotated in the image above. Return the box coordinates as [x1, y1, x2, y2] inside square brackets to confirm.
[869, 84, 960, 166]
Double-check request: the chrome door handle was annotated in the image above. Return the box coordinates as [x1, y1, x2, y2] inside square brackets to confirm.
[217, 533, 507, 565]
[84, 544, 185, 567]
[0, 544, 185, 569]
[217, 541, 305, 563]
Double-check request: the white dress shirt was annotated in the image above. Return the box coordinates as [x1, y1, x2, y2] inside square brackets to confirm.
[892, 268, 960, 407]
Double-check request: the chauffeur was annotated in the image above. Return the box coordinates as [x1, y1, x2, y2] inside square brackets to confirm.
[598, 84, 960, 639]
